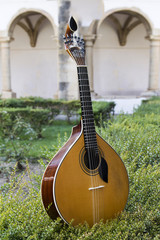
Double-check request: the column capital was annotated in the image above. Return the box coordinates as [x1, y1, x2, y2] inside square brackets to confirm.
[146, 35, 160, 41]
[51, 34, 58, 42]
[0, 36, 12, 43]
[83, 34, 96, 47]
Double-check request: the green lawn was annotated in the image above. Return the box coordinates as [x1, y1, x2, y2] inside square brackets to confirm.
[0, 121, 75, 162]
[28, 124, 73, 159]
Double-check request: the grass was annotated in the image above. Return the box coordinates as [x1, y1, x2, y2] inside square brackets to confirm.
[28, 124, 73, 159]
[0, 97, 160, 239]
[0, 121, 74, 162]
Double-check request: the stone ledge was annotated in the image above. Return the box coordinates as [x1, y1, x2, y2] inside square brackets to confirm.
[141, 90, 160, 97]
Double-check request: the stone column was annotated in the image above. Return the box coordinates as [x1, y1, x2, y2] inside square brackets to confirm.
[83, 35, 96, 92]
[147, 35, 160, 94]
[58, 0, 71, 100]
[0, 37, 16, 98]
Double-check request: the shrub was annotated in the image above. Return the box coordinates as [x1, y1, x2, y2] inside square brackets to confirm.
[0, 98, 115, 134]
[0, 113, 37, 168]
[135, 96, 160, 116]
[92, 101, 115, 125]
[0, 108, 51, 138]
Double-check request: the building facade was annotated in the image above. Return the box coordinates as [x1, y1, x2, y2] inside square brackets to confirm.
[0, 0, 160, 99]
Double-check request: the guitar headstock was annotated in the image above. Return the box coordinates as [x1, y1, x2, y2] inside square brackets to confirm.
[63, 35, 85, 65]
[63, 16, 85, 66]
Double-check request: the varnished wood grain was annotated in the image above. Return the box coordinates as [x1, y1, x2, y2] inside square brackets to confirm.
[53, 132, 129, 226]
[41, 122, 82, 220]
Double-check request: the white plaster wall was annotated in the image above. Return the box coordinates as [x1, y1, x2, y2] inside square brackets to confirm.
[10, 17, 58, 98]
[93, 19, 150, 96]
[71, 0, 104, 26]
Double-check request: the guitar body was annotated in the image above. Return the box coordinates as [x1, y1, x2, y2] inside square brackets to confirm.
[41, 122, 129, 226]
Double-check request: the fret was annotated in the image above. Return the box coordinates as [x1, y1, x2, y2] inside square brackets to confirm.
[83, 120, 94, 124]
[80, 102, 92, 107]
[78, 74, 88, 78]
[82, 112, 94, 117]
[82, 111, 93, 115]
[84, 140, 98, 146]
[80, 94, 91, 98]
[77, 67, 87, 73]
[85, 144, 99, 150]
[81, 107, 93, 111]
[81, 105, 92, 110]
[77, 66, 99, 153]
[81, 110, 93, 114]
[83, 123, 95, 127]
[83, 128, 95, 133]
[83, 129, 96, 135]
[84, 138, 97, 143]
[80, 96, 91, 101]
[82, 120, 95, 125]
[79, 79, 89, 85]
[83, 125, 95, 129]
[79, 88, 90, 92]
[84, 133, 96, 138]
[80, 92, 91, 95]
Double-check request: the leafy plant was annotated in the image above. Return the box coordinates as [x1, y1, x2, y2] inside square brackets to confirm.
[0, 97, 160, 239]
[0, 113, 37, 169]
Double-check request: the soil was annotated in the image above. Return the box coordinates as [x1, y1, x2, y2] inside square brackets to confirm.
[0, 160, 44, 187]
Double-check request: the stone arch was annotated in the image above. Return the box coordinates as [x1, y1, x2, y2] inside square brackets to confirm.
[8, 8, 57, 38]
[97, 8, 153, 45]
[7, 9, 58, 98]
[91, 7, 153, 97]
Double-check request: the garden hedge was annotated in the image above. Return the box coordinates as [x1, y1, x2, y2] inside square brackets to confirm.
[0, 97, 115, 126]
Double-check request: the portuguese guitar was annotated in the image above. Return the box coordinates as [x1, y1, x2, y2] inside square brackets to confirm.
[41, 16, 129, 226]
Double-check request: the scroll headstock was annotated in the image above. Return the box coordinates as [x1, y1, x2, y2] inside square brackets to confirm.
[63, 16, 85, 66]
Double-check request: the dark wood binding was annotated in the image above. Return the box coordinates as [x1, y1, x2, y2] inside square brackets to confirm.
[41, 122, 82, 219]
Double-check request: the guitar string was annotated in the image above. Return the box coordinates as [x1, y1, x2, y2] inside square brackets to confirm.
[80, 67, 97, 224]
[65, 36, 101, 224]
[82, 67, 100, 224]
[70, 38, 100, 224]
[78, 64, 100, 224]
[77, 54, 96, 223]
[79, 51, 100, 224]
[75, 53, 96, 224]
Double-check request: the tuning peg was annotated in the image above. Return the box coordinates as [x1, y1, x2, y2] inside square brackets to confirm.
[77, 37, 81, 43]
[81, 38, 85, 45]
[79, 38, 84, 46]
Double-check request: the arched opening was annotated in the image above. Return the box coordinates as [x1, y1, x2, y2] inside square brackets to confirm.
[8, 10, 58, 98]
[93, 9, 152, 97]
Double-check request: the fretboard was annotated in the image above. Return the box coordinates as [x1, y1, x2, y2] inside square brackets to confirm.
[77, 66, 98, 153]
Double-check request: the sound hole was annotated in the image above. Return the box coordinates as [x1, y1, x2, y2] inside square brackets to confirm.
[84, 150, 100, 170]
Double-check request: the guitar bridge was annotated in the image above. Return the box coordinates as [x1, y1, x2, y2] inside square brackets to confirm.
[88, 185, 104, 191]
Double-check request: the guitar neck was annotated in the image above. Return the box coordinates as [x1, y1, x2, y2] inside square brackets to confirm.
[77, 66, 98, 152]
